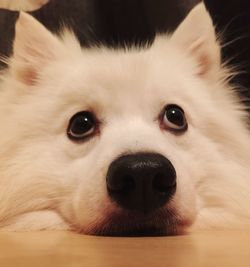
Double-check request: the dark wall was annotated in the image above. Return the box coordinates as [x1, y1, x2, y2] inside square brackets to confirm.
[0, 10, 18, 60]
[0, 0, 199, 57]
[205, 0, 250, 106]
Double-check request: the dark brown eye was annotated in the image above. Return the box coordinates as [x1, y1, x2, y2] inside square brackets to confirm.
[67, 111, 97, 141]
[162, 104, 188, 132]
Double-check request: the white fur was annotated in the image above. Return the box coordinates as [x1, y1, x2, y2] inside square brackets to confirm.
[0, 3, 249, 234]
[0, 0, 48, 11]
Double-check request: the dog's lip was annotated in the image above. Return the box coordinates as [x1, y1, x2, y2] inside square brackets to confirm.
[89, 225, 171, 237]
[80, 208, 190, 237]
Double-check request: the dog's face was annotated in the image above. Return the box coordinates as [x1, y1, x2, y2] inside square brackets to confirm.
[0, 4, 249, 235]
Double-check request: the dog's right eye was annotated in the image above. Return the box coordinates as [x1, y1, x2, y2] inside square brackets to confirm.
[67, 111, 97, 141]
[161, 104, 188, 133]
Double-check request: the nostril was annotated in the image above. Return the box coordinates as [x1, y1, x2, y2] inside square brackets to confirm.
[153, 172, 176, 193]
[107, 174, 135, 193]
[153, 173, 168, 193]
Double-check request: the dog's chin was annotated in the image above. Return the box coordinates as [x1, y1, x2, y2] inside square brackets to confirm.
[78, 208, 191, 237]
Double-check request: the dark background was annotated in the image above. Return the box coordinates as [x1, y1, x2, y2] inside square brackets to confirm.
[0, 0, 200, 53]
[204, 0, 250, 107]
[0, 0, 250, 106]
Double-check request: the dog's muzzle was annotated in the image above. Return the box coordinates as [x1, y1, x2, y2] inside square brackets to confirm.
[106, 153, 176, 213]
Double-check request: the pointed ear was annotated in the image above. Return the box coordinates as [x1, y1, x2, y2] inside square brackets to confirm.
[12, 12, 62, 86]
[171, 3, 221, 81]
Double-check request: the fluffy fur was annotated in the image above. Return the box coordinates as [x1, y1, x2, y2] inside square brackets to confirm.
[0, 0, 48, 11]
[0, 3, 249, 235]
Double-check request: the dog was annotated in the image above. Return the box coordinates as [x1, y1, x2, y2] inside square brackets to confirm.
[0, 2, 249, 236]
[0, 0, 48, 11]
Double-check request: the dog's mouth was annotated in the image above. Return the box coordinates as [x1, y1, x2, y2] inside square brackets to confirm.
[79, 208, 190, 237]
[92, 225, 169, 237]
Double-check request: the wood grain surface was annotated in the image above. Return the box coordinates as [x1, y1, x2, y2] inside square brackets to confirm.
[0, 230, 249, 267]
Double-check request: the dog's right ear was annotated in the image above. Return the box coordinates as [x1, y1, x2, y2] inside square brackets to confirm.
[170, 3, 220, 81]
[12, 12, 62, 86]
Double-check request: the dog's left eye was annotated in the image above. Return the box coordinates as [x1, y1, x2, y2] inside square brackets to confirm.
[162, 104, 188, 132]
[67, 111, 97, 141]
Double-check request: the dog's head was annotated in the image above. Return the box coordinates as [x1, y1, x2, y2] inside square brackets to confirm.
[0, 4, 249, 236]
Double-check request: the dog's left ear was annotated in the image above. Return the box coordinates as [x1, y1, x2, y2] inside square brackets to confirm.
[12, 12, 62, 86]
[171, 3, 220, 81]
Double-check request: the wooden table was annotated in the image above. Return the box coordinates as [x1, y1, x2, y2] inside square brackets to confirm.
[0, 230, 249, 267]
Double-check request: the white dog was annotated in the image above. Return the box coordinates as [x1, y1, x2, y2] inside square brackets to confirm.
[0, 3, 249, 236]
[0, 0, 48, 11]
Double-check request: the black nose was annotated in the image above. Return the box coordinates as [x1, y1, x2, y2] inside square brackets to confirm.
[106, 153, 176, 213]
